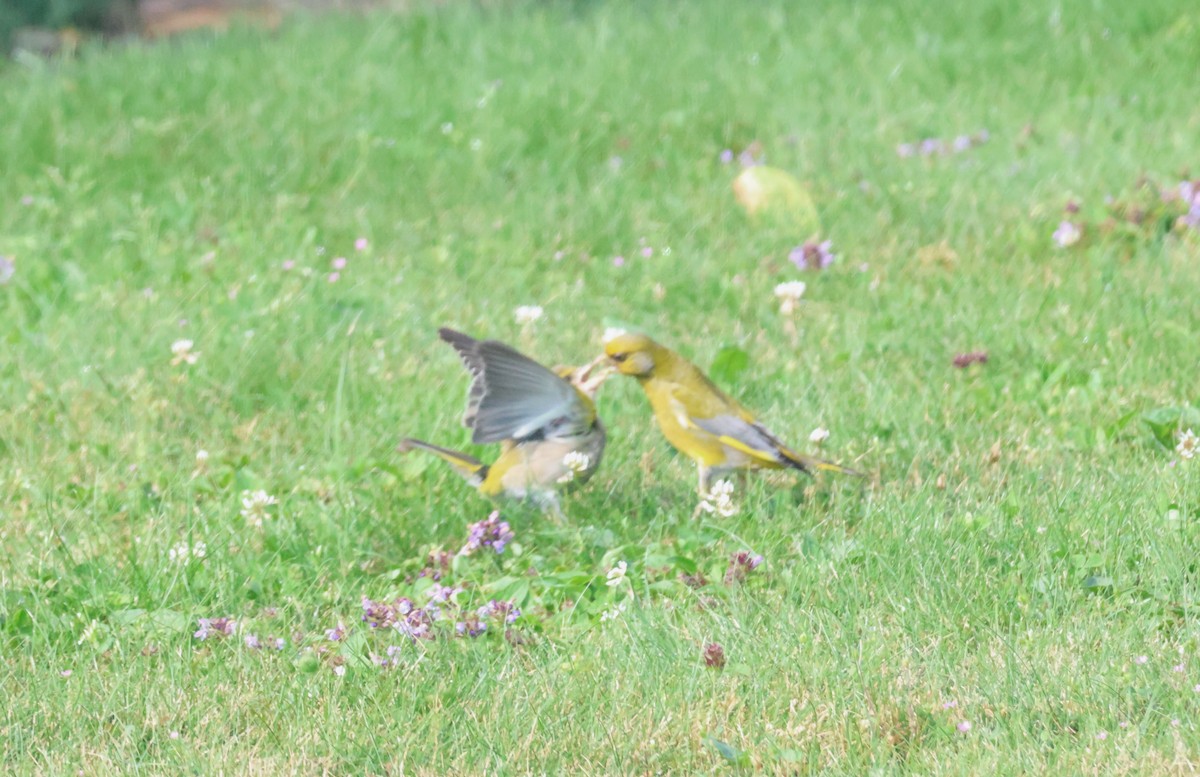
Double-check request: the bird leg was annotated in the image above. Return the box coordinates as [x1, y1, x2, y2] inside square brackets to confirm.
[535, 492, 566, 524]
[691, 466, 713, 520]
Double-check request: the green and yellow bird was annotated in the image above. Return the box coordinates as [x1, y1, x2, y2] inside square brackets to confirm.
[603, 332, 861, 494]
[399, 328, 610, 513]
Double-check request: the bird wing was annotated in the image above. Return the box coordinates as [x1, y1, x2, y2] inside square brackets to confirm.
[438, 328, 587, 444]
[689, 412, 792, 467]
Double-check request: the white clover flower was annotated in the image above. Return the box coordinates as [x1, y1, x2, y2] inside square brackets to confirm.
[169, 542, 190, 563]
[169, 541, 207, 563]
[605, 560, 628, 587]
[773, 281, 807, 314]
[1178, 428, 1198, 461]
[556, 451, 592, 484]
[514, 305, 544, 325]
[602, 327, 627, 344]
[240, 490, 278, 527]
[698, 479, 738, 517]
[600, 601, 628, 622]
[170, 339, 199, 366]
[1052, 221, 1081, 248]
[809, 427, 831, 444]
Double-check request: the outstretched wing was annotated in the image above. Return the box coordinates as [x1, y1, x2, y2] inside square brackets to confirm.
[438, 328, 587, 444]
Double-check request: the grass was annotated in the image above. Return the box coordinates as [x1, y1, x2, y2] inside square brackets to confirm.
[2, 0, 1200, 772]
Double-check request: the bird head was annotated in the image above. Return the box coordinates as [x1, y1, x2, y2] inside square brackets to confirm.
[603, 332, 661, 377]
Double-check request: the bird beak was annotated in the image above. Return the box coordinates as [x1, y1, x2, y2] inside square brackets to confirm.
[572, 354, 615, 397]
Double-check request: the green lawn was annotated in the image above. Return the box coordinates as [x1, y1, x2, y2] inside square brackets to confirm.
[3, 0, 1200, 772]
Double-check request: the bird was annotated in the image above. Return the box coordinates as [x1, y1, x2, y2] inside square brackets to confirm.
[399, 328, 611, 514]
[602, 331, 861, 494]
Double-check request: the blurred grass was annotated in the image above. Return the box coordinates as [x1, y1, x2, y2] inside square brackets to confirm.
[2, 0, 1200, 772]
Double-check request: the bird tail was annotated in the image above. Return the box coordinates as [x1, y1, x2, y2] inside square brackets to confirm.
[398, 438, 488, 486]
[782, 449, 864, 478]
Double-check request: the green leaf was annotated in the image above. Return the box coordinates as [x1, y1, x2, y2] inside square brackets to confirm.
[2, 607, 33, 635]
[704, 736, 751, 767]
[710, 345, 750, 386]
[666, 556, 698, 575]
[732, 166, 822, 236]
[1141, 406, 1200, 447]
[486, 576, 531, 605]
[108, 609, 147, 626]
[146, 609, 190, 631]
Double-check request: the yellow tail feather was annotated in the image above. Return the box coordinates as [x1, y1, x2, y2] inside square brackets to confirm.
[398, 438, 488, 486]
[784, 450, 863, 477]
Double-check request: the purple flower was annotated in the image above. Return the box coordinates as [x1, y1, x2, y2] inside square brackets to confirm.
[952, 135, 972, 153]
[354, 238, 369, 251]
[455, 616, 487, 638]
[896, 143, 916, 159]
[244, 634, 261, 650]
[273, 637, 286, 650]
[640, 246, 654, 258]
[719, 149, 734, 165]
[426, 584, 460, 604]
[612, 255, 625, 268]
[0, 256, 14, 285]
[461, 511, 515, 555]
[724, 551, 764, 585]
[193, 617, 236, 641]
[703, 642, 726, 668]
[788, 240, 835, 271]
[331, 257, 347, 270]
[952, 351, 989, 368]
[919, 138, 944, 156]
[395, 608, 435, 641]
[478, 599, 522, 624]
[20, 195, 34, 206]
[737, 149, 761, 168]
[1184, 201, 1200, 230]
[281, 259, 295, 271]
[957, 720, 972, 733]
[417, 550, 452, 581]
[325, 622, 347, 642]
[361, 596, 416, 628]
[327, 272, 341, 283]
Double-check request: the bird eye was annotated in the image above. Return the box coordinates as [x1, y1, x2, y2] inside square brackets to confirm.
[611, 353, 628, 362]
